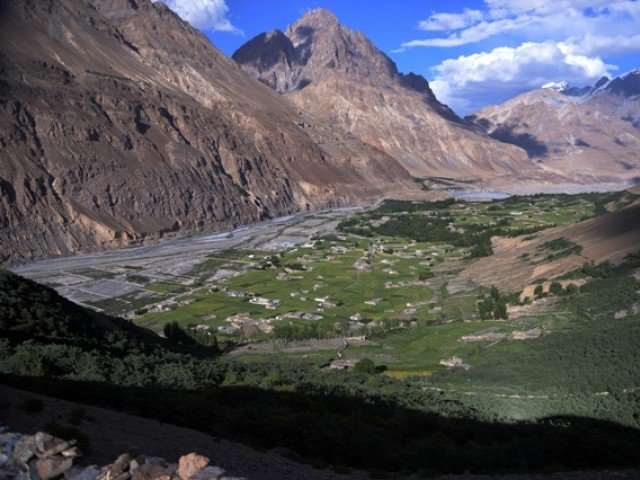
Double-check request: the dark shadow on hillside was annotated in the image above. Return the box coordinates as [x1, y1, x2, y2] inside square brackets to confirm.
[2, 374, 640, 476]
[489, 127, 549, 158]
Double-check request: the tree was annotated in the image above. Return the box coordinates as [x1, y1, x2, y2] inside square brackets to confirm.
[494, 299, 508, 320]
[534, 285, 544, 297]
[549, 281, 563, 295]
[353, 358, 375, 374]
[418, 270, 431, 281]
[490, 286, 500, 301]
[478, 298, 495, 319]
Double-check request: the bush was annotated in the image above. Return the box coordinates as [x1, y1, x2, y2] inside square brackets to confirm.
[566, 283, 579, 294]
[549, 282, 563, 295]
[353, 358, 376, 374]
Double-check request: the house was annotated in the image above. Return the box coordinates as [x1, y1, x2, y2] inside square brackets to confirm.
[249, 297, 282, 309]
[364, 298, 382, 306]
[314, 296, 330, 303]
[226, 290, 246, 298]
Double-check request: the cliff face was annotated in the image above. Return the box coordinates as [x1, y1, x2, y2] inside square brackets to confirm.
[0, 0, 416, 265]
[233, 9, 534, 180]
[467, 71, 640, 183]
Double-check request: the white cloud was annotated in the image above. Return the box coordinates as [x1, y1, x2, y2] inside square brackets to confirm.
[418, 9, 484, 31]
[430, 41, 613, 115]
[405, 16, 534, 48]
[570, 33, 640, 57]
[403, 0, 640, 51]
[164, 0, 242, 33]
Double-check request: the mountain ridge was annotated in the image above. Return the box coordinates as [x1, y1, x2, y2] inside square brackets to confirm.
[233, 8, 537, 180]
[467, 69, 640, 182]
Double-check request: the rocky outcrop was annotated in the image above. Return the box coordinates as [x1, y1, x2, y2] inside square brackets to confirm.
[467, 70, 640, 183]
[0, 0, 416, 265]
[0, 427, 242, 480]
[233, 8, 535, 180]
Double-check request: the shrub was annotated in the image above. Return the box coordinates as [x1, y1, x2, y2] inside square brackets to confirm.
[353, 358, 376, 374]
[549, 281, 563, 295]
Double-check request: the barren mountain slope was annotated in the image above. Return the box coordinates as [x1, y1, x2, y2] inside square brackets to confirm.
[233, 9, 535, 181]
[468, 73, 640, 183]
[0, 0, 416, 265]
[459, 195, 640, 290]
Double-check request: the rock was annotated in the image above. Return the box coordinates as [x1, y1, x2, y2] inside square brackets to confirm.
[13, 436, 37, 464]
[108, 453, 132, 477]
[35, 457, 74, 480]
[188, 466, 225, 480]
[111, 472, 131, 480]
[60, 447, 80, 458]
[178, 453, 210, 480]
[65, 465, 100, 480]
[130, 462, 166, 480]
[39, 440, 76, 459]
[34, 433, 66, 455]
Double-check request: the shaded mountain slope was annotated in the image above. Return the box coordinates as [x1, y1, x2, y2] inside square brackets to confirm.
[0, 0, 416, 265]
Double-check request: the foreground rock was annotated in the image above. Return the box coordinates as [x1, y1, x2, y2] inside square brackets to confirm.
[0, 427, 244, 480]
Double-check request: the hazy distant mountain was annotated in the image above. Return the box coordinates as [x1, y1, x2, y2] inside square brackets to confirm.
[467, 70, 640, 183]
[0, 0, 416, 264]
[233, 9, 535, 180]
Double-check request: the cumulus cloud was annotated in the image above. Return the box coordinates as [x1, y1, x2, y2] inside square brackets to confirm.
[430, 41, 613, 115]
[165, 0, 242, 33]
[397, 1, 640, 113]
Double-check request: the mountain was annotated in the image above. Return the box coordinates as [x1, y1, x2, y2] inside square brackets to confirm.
[233, 9, 535, 180]
[467, 70, 640, 183]
[0, 0, 416, 265]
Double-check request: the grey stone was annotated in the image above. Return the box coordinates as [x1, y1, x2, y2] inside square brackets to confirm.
[34, 433, 53, 454]
[13, 436, 37, 464]
[108, 453, 132, 477]
[67, 466, 100, 480]
[39, 440, 76, 459]
[188, 466, 226, 480]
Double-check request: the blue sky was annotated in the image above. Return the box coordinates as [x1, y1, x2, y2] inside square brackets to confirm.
[165, 0, 640, 114]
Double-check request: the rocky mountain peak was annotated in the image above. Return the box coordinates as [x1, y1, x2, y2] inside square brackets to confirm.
[605, 68, 640, 98]
[291, 8, 340, 30]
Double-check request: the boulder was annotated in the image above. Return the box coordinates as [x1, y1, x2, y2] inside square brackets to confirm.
[33, 457, 74, 479]
[178, 454, 210, 480]
[188, 466, 226, 480]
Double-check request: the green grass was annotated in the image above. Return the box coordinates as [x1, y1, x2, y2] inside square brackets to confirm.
[145, 282, 187, 294]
